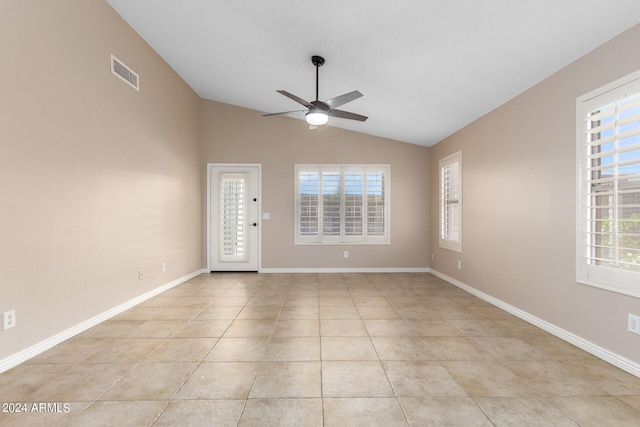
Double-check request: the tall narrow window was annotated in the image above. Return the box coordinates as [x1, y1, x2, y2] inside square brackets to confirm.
[439, 152, 462, 252]
[577, 71, 640, 297]
[295, 165, 390, 244]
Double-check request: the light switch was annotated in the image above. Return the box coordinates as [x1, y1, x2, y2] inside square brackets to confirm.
[263, 212, 270, 220]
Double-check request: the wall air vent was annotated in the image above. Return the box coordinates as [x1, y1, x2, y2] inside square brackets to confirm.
[110, 54, 139, 91]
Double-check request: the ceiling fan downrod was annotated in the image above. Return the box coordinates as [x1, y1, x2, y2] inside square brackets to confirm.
[311, 55, 325, 102]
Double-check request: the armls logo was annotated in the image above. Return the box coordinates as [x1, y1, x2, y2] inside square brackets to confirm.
[2, 402, 71, 413]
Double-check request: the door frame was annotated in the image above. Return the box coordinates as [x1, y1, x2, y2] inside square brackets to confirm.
[207, 163, 262, 272]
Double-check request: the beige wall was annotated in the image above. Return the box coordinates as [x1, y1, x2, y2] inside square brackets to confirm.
[201, 100, 430, 270]
[0, 1, 202, 360]
[430, 24, 640, 363]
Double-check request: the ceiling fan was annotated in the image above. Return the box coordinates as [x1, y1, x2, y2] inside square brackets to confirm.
[263, 55, 368, 126]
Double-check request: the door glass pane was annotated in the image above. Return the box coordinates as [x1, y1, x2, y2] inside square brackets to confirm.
[220, 173, 247, 261]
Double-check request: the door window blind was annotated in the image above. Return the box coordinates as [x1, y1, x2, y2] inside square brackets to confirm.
[219, 174, 247, 261]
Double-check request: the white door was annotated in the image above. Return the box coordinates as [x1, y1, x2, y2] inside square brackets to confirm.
[209, 164, 260, 271]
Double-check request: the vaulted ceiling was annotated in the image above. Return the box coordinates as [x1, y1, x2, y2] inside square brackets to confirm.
[107, 0, 640, 146]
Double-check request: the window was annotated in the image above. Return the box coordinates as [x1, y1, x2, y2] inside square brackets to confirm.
[439, 152, 462, 252]
[577, 70, 640, 297]
[295, 164, 390, 244]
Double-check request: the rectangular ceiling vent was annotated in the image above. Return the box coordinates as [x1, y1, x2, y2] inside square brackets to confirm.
[110, 54, 139, 91]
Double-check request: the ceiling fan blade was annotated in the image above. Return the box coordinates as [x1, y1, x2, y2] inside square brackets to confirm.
[262, 110, 305, 117]
[329, 109, 368, 122]
[325, 90, 363, 109]
[277, 90, 313, 108]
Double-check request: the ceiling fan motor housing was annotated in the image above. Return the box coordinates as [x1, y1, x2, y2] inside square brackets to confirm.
[310, 100, 330, 112]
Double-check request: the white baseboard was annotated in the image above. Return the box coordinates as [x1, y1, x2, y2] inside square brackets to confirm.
[11, 267, 635, 379]
[0, 268, 207, 374]
[260, 267, 431, 274]
[430, 269, 640, 378]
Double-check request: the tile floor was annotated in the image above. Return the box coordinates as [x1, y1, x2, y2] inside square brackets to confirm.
[2, 273, 640, 426]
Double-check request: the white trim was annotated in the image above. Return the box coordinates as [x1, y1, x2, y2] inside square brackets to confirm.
[578, 69, 640, 104]
[0, 269, 206, 374]
[260, 267, 430, 274]
[430, 269, 640, 378]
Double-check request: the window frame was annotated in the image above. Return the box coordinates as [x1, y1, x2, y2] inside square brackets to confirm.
[439, 151, 462, 252]
[576, 69, 640, 298]
[294, 164, 390, 245]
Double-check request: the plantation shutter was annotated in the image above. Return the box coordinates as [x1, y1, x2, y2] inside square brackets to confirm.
[299, 171, 319, 236]
[295, 165, 389, 244]
[322, 171, 341, 237]
[582, 91, 640, 272]
[439, 152, 462, 251]
[344, 171, 363, 236]
[577, 72, 640, 296]
[366, 171, 385, 236]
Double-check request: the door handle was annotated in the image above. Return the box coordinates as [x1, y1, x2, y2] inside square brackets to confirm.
[251, 223, 258, 227]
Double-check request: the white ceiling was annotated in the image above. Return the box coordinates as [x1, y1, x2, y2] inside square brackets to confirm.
[107, 0, 640, 147]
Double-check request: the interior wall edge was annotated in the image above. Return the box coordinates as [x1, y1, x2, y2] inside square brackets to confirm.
[430, 269, 640, 379]
[0, 268, 207, 375]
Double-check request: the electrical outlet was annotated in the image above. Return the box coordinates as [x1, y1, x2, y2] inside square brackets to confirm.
[138, 270, 144, 280]
[3, 310, 16, 330]
[457, 260, 462, 270]
[628, 313, 640, 335]
[343, 251, 349, 259]
[431, 254, 435, 262]
[161, 262, 166, 273]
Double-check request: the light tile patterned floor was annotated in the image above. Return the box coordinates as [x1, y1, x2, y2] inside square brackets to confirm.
[1, 273, 640, 426]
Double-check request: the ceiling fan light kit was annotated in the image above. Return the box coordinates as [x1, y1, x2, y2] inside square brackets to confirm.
[306, 111, 329, 126]
[264, 55, 367, 126]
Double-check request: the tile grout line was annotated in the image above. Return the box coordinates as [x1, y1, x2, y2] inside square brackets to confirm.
[351, 281, 412, 426]
[236, 275, 290, 424]
[151, 276, 244, 425]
